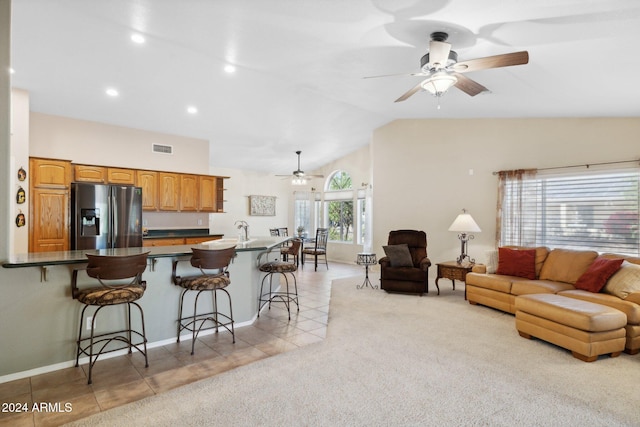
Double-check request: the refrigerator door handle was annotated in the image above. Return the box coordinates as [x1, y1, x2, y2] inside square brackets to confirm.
[108, 191, 115, 248]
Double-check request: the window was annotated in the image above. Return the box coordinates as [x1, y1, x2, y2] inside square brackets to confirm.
[325, 171, 354, 243]
[500, 169, 640, 255]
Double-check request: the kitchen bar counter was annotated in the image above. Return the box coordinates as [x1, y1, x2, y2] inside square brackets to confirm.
[0, 236, 289, 382]
[2, 236, 288, 268]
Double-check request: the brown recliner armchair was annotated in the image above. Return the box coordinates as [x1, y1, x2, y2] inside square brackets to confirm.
[379, 230, 431, 295]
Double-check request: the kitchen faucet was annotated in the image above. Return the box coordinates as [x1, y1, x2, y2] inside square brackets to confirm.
[235, 220, 249, 241]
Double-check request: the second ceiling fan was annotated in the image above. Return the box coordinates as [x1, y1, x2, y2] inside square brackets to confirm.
[370, 31, 529, 102]
[276, 151, 324, 184]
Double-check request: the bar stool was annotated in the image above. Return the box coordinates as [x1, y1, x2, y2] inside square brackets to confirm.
[71, 252, 150, 385]
[280, 238, 302, 266]
[258, 249, 300, 320]
[172, 246, 236, 355]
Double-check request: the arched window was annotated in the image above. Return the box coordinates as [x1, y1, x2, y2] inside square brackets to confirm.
[324, 171, 354, 242]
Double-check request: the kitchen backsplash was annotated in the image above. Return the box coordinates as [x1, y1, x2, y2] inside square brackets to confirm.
[142, 212, 211, 230]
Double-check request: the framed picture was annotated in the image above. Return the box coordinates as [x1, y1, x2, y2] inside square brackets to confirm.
[249, 195, 276, 216]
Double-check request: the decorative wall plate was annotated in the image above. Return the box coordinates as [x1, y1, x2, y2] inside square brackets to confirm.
[16, 187, 26, 204]
[18, 167, 26, 181]
[15, 212, 26, 227]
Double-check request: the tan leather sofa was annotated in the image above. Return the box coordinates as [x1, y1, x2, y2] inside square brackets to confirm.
[466, 247, 640, 354]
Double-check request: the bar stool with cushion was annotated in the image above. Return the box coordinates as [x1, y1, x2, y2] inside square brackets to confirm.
[280, 237, 301, 266]
[172, 246, 236, 355]
[71, 252, 150, 385]
[258, 248, 300, 320]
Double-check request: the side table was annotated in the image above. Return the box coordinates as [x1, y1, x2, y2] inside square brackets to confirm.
[356, 253, 377, 289]
[435, 261, 474, 299]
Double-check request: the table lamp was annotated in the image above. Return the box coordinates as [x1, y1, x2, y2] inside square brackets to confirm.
[448, 208, 481, 264]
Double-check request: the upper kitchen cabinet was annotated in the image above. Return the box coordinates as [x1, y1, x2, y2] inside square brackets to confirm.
[199, 175, 217, 212]
[31, 157, 72, 188]
[107, 168, 136, 185]
[74, 164, 107, 183]
[180, 174, 199, 211]
[136, 170, 159, 211]
[159, 172, 179, 211]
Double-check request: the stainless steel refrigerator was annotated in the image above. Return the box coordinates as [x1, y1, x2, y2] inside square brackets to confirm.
[71, 183, 143, 250]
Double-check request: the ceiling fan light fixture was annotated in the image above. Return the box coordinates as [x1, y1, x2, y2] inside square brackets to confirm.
[421, 73, 458, 97]
[292, 176, 307, 186]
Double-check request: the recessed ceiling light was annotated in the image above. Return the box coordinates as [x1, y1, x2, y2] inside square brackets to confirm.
[105, 88, 119, 97]
[131, 33, 146, 44]
[224, 64, 236, 74]
[187, 106, 198, 114]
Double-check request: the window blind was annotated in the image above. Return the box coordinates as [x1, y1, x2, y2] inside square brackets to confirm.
[501, 170, 639, 255]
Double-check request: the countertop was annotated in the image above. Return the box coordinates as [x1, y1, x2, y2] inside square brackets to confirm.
[2, 236, 289, 268]
[142, 228, 223, 240]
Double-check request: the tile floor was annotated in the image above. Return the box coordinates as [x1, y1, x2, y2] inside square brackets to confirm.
[0, 261, 362, 427]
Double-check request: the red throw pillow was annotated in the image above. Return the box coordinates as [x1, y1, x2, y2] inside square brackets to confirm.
[496, 247, 536, 279]
[574, 256, 624, 293]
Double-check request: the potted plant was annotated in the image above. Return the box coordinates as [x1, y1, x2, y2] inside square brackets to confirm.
[297, 226, 305, 237]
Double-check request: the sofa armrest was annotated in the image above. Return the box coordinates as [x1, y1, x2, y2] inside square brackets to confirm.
[419, 257, 431, 271]
[379, 256, 390, 268]
[472, 264, 487, 274]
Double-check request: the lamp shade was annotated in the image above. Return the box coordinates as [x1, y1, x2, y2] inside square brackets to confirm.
[448, 209, 481, 233]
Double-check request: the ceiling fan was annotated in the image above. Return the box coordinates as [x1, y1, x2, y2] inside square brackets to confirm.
[276, 151, 324, 184]
[369, 31, 529, 102]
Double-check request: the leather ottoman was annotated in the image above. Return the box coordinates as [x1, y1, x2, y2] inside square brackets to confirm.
[515, 294, 627, 362]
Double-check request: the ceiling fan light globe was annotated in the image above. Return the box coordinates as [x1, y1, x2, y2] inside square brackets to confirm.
[421, 73, 458, 97]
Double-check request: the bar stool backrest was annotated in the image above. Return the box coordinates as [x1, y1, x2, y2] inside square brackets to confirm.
[85, 252, 149, 285]
[190, 246, 236, 274]
[288, 238, 302, 254]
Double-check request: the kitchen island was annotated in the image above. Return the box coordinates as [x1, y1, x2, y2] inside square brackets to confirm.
[0, 236, 289, 382]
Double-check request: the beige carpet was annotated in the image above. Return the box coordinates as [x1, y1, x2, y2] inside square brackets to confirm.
[68, 277, 640, 426]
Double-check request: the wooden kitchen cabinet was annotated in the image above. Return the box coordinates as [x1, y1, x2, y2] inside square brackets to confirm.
[74, 164, 107, 183]
[198, 175, 216, 212]
[30, 189, 70, 252]
[142, 237, 184, 247]
[29, 158, 71, 252]
[180, 174, 199, 211]
[185, 236, 219, 244]
[107, 167, 136, 185]
[31, 157, 72, 188]
[159, 172, 180, 211]
[136, 170, 159, 211]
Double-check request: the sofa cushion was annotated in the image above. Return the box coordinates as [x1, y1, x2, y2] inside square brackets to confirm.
[382, 244, 413, 267]
[538, 249, 598, 284]
[574, 256, 624, 293]
[511, 279, 575, 296]
[496, 247, 536, 279]
[560, 289, 640, 325]
[466, 272, 514, 293]
[603, 261, 640, 299]
[504, 246, 549, 277]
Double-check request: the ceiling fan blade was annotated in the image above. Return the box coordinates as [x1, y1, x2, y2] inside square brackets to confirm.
[394, 81, 423, 102]
[429, 40, 451, 68]
[454, 51, 529, 73]
[453, 73, 489, 97]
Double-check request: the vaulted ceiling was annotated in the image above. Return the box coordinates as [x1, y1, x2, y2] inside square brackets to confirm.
[10, 0, 640, 174]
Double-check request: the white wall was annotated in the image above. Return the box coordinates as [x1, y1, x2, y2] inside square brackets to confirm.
[10, 89, 29, 254]
[372, 118, 640, 280]
[29, 112, 209, 173]
[0, 0, 9, 260]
